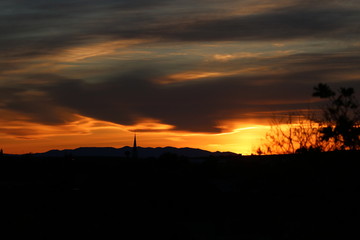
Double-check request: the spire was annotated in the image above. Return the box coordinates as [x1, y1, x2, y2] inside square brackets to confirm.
[132, 133, 138, 159]
[133, 133, 137, 149]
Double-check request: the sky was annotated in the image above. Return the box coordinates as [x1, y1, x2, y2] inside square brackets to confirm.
[1, 0, 360, 155]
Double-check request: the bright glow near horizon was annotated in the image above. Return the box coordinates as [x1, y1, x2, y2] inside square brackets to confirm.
[0, 116, 268, 155]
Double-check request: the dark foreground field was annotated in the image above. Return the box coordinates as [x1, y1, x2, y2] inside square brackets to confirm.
[1, 151, 360, 239]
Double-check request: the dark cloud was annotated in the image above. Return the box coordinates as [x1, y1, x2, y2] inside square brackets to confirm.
[1, 0, 359, 62]
[148, 8, 360, 41]
[2, 51, 360, 133]
[1, 0, 169, 12]
[0, 0, 168, 60]
[48, 65, 359, 133]
[42, 74, 308, 132]
[0, 76, 78, 125]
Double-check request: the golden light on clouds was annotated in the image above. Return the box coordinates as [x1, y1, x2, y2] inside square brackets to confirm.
[162, 71, 224, 83]
[213, 54, 236, 62]
[161, 66, 274, 84]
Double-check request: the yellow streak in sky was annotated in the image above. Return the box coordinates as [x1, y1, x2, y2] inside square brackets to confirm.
[160, 67, 270, 84]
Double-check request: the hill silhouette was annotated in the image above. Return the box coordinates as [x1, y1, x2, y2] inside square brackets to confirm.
[35, 146, 239, 158]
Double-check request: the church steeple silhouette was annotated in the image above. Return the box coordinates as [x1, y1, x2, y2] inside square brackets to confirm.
[132, 133, 138, 159]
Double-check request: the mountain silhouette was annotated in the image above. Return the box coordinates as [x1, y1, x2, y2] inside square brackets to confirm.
[35, 146, 239, 158]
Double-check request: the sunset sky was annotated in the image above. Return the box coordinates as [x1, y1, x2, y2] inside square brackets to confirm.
[1, 0, 360, 155]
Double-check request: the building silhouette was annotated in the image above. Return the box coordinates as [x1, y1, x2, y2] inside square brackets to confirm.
[132, 133, 138, 159]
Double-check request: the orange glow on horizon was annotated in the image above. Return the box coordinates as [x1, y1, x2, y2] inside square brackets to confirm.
[0, 114, 269, 155]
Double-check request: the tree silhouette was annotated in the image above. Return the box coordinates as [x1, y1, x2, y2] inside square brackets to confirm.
[313, 83, 360, 150]
[256, 111, 326, 155]
[257, 83, 360, 154]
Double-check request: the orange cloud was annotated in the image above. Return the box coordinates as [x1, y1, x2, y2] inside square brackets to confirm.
[0, 113, 178, 140]
[0, 39, 149, 79]
[159, 67, 272, 84]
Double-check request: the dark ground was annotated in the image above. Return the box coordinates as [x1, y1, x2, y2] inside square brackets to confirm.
[1, 151, 360, 239]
